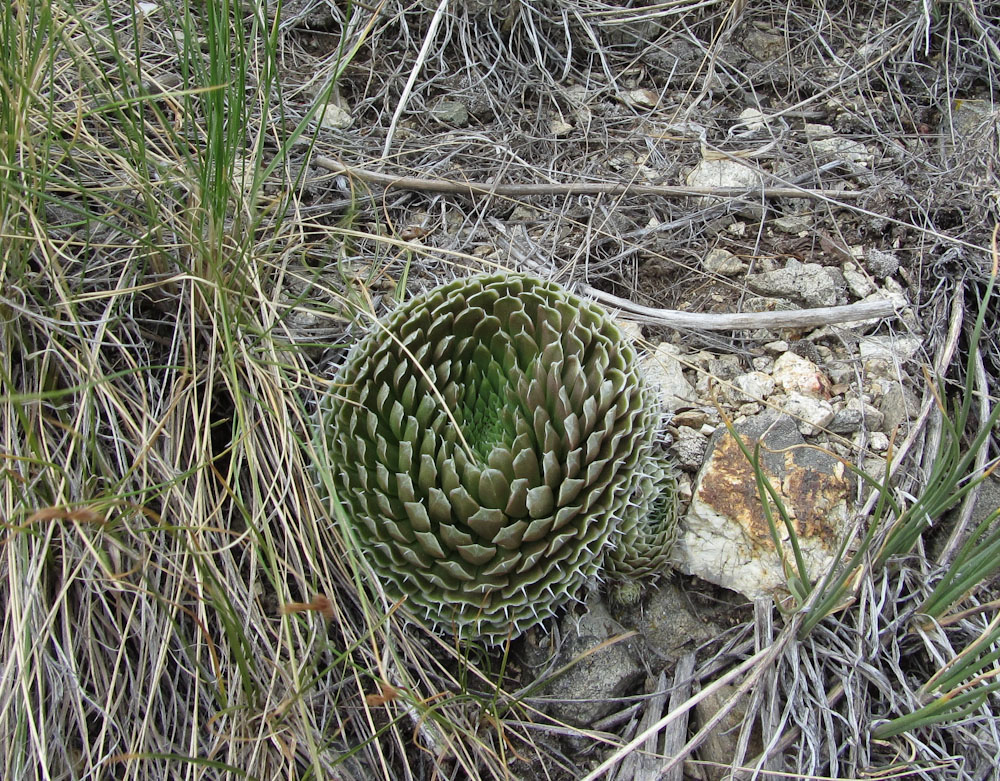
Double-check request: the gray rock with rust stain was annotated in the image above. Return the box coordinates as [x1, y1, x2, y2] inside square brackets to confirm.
[674, 411, 851, 600]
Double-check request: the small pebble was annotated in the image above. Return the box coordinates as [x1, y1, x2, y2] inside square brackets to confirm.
[869, 431, 890, 452]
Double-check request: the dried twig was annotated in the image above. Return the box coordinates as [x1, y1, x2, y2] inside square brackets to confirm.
[313, 156, 865, 202]
[584, 285, 898, 331]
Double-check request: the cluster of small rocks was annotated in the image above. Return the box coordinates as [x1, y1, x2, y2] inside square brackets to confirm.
[529, 284, 921, 735]
[623, 248, 920, 601]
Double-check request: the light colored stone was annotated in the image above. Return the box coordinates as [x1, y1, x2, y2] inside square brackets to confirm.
[848, 283, 911, 331]
[677, 473, 693, 502]
[686, 159, 763, 203]
[728, 371, 776, 404]
[671, 426, 709, 471]
[810, 136, 872, 165]
[869, 431, 890, 452]
[671, 408, 718, 429]
[738, 107, 766, 131]
[804, 123, 835, 138]
[703, 247, 748, 276]
[550, 118, 573, 137]
[859, 334, 924, 364]
[772, 352, 830, 397]
[615, 319, 643, 342]
[317, 101, 352, 129]
[624, 88, 660, 108]
[843, 264, 875, 298]
[676, 412, 851, 601]
[742, 29, 786, 60]
[782, 391, 835, 436]
[642, 343, 696, 411]
[431, 100, 469, 126]
[746, 258, 843, 307]
[773, 214, 812, 234]
[764, 340, 789, 355]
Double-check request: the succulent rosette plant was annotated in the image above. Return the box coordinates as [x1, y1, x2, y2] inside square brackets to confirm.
[321, 272, 676, 641]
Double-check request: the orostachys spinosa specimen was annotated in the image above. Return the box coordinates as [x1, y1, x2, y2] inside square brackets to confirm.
[318, 272, 677, 642]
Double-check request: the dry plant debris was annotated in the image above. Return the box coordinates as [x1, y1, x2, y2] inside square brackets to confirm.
[2, 0, 999, 779]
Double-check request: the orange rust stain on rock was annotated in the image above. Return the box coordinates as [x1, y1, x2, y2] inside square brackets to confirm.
[696, 431, 849, 553]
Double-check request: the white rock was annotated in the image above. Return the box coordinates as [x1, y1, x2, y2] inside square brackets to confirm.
[804, 123, 835, 138]
[671, 426, 709, 470]
[869, 431, 890, 452]
[624, 88, 659, 108]
[703, 248, 748, 276]
[846, 283, 911, 331]
[615, 319, 643, 342]
[745, 258, 842, 307]
[729, 371, 776, 404]
[782, 392, 835, 436]
[431, 100, 469, 126]
[859, 334, 924, 364]
[772, 352, 829, 397]
[742, 29, 786, 60]
[550, 118, 574, 137]
[676, 473, 693, 502]
[641, 343, 696, 412]
[810, 136, 872, 165]
[772, 214, 812, 234]
[843, 264, 875, 298]
[316, 102, 352, 129]
[686, 159, 763, 203]
[738, 107, 766, 131]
